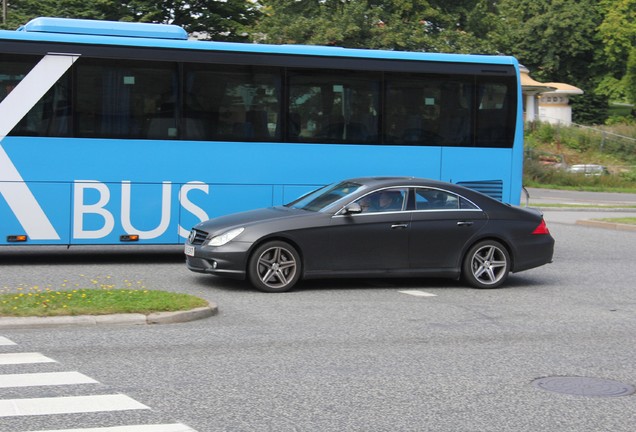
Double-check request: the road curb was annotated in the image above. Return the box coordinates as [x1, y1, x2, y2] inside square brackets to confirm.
[533, 206, 636, 212]
[576, 220, 636, 232]
[0, 303, 218, 329]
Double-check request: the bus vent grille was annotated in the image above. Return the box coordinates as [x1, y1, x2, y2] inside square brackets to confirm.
[456, 180, 503, 201]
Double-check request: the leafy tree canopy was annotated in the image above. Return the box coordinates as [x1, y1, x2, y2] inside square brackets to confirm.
[252, 0, 499, 53]
[2, 0, 257, 41]
[498, 0, 602, 86]
[1, 0, 634, 119]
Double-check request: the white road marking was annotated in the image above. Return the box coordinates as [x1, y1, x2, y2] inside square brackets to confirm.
[0, 352, 56, 365]
[0, 336, 17, 345]
[0, 394, 150, 417]
[398, 290, 438, 297]
[24, 424, 197, 432]
[0, 341, 199, 431]
[0, 371, 98, 388]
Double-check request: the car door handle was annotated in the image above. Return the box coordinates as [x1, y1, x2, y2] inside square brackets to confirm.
[457, 221, 474, 227]
[391, 223, 409, 229]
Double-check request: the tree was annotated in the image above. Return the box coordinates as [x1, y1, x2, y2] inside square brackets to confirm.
[251, 0, 498, 53]
[595, 0, 636, 102]
[1, 0, 258, 41]
[251, 0, 373, 46]
[572, 93, 609, 125]
[498, 0, 602, 86]
[626, 48, 636, 105]
[597, 0, 636, 72]
[2, 0, 126, 29]
[125, 0, 258, 41]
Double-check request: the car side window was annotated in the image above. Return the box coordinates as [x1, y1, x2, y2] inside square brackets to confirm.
[415, 188, 459, 210]
[459, 197, 479, 210]
[356, 188, 407, 213]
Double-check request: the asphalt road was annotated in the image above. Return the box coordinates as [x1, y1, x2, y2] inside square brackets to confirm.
[1, 210, 636, 431]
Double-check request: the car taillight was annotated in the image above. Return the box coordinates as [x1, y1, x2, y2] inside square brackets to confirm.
[532, 219, 550, 235]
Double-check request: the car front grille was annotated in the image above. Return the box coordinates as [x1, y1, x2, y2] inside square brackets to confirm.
[188, 228, 208, 245]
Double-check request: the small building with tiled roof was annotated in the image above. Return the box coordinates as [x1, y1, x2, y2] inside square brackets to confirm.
[538, 82, 584, 125]
[520, 65, 583, 125]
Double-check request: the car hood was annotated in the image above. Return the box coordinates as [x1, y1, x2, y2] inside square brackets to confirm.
[194, 206, 322, 235]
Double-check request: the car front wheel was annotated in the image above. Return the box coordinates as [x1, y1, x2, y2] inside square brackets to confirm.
[462, 240, 510, 289]
[248, 241, 301, 293]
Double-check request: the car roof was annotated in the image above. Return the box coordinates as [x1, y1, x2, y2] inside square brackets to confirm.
[346, 176, 464, 189]
[342, 176, 505, 208]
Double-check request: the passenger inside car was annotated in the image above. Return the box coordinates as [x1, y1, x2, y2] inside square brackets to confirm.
[358, 190, 404, 213]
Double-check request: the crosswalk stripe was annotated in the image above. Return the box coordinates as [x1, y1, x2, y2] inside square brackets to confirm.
[0, 371, 99, 388]
[24, 424, 197, 432]
[0, 342, 199, 431]
[0, 336, 17, 346]
[0, 394, 150, 417]
[0, 352, 56, 365]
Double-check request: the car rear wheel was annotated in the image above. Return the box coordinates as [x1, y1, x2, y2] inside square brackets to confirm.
[248, 241, 301, 293]
[462, 240, 510, 289]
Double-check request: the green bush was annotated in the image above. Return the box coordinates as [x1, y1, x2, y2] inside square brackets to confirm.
[619, 168, 636, 183]
[523, 122, 636, 191]
[533, 122, 556, 144]
[523, 159, 636, 190]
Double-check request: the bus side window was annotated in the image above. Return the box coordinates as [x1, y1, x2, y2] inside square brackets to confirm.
[476, 80, 516, 148]
[385, 75, 473, 147]
[438, 81, 472, 147]
[3, 54, 72, 137]
[76, 59, 178, 139]
[287, 71, 379, 144]
[183, 64, 281, 142]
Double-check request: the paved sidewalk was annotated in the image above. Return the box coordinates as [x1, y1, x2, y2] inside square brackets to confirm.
[541, 209, 636, 231]
[523, 187, 636, 230]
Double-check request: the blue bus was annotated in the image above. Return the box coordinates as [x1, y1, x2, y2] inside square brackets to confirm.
[0, 17, 523, 246]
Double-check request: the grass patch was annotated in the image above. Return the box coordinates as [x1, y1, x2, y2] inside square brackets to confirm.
[0, 288, 208, 318]
[594, 217, 636, 225]
[524, 181, 636, 194]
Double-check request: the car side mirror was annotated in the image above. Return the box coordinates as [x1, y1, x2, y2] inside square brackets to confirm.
[343, 203, 362, 215]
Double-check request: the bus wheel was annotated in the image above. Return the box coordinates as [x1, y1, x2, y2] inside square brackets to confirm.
[248, 241, 301, 293]
[462, 240, 510, 289]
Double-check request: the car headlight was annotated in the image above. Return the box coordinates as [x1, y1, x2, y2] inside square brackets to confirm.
[206, 227, 245, 247]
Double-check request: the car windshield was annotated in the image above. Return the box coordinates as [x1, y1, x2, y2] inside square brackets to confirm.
[286, 181, 364, 212]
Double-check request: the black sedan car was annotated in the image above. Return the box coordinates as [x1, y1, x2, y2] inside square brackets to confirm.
[185, 177, 554, 292]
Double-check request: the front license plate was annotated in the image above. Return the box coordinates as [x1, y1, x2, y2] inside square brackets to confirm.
[184, 245, 195, 257]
